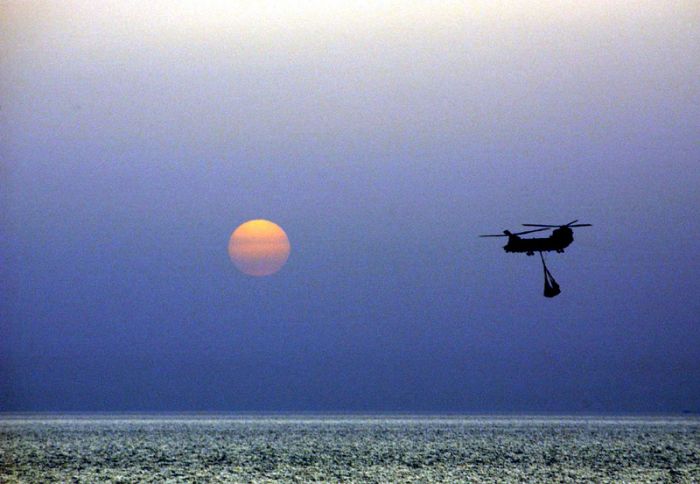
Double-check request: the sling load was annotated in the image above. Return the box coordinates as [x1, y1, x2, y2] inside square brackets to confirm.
[540, 252, 561, 298]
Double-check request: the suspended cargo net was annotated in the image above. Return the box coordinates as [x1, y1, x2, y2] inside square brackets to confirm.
[540, 252, 561, 298]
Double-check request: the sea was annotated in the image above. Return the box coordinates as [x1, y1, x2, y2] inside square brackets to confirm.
[1, 414, 698, 482]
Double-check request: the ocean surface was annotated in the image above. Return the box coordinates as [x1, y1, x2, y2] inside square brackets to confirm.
[1, 415, 698, 482]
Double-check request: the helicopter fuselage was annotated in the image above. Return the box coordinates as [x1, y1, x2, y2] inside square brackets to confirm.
[504, 227, 574, 255]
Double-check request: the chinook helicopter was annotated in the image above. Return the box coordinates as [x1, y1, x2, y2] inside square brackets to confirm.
[479, 220, 592, 297]
[479, 220, 592, 256]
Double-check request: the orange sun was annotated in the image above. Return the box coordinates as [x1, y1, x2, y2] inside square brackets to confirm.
[228, 219, 291, 276]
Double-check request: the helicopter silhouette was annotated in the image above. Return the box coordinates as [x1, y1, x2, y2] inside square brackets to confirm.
[479, 220, 592, 297]
[479, 220, 592, 256]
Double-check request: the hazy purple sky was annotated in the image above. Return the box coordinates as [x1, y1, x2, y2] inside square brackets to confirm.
[2, 1, 699, 412]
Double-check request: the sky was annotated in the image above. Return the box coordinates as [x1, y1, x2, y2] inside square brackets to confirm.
[1, 1, 699, 413]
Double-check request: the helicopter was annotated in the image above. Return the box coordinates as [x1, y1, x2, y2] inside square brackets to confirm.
[479, 220, 592, 256]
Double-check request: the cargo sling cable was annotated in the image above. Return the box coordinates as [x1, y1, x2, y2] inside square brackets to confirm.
[540, 251, 561, 298]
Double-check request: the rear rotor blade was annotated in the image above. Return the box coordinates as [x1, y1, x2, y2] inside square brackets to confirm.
[564, 219, 579, 226]
[568, 223, 592, 227]
[480, 227, 551, 237]
[521, 224, 560, 228]
[514, 227, 551, 236]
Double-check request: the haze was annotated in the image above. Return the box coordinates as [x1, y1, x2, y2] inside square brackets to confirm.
[1, 1, 699, 412]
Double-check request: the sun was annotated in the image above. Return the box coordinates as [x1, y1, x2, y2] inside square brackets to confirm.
[228, 219, 291, 276]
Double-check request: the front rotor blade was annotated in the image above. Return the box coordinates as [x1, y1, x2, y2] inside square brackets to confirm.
[564, 219, 579, 226]
[479, 234, 508, 238]
[521, 224, 560, 228]
[568, 223, 592, 227]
